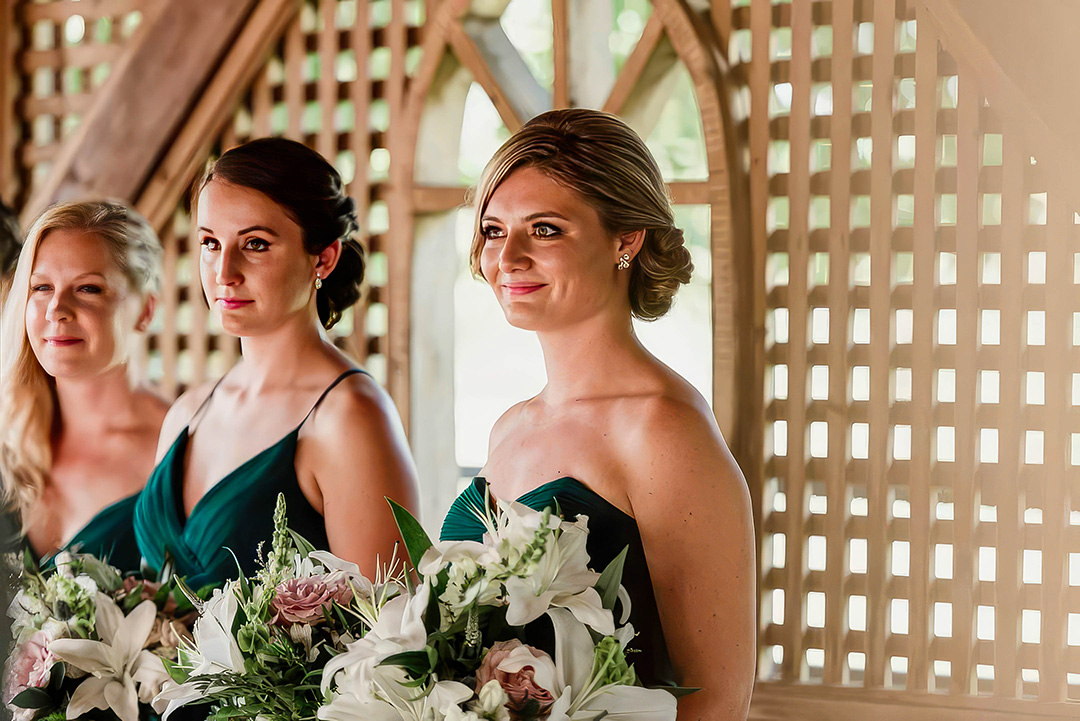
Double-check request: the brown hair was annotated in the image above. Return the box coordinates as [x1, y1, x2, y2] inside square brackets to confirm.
[196, 137, 364, 330]
[468, 109, 693, 320]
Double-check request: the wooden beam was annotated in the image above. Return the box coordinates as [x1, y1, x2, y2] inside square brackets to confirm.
[22, 0, 264, 225]
[412, 185, 467, 214]
[602, 13, 664, 116]
[136, 0, 303, 231]
[445, 21, 523, 131]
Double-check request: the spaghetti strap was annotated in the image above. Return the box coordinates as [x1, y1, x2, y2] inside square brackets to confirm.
[299, 368, 368, 428]
[189, 373, 229, 434]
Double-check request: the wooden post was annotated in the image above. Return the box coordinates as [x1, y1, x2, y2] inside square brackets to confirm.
[826, 0, 854, 687]
[866, 0, 895, 689]
[908, 8, 938, 693]
[0, 0, 16, 201]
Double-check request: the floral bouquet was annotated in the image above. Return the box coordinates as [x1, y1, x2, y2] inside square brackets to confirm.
[3, 550, 213, 721]
[158, 494, 685, 720]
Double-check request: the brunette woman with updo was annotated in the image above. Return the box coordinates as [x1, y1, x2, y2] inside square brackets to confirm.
[134, 138, 419, 588]
[440, 110, 755, 720]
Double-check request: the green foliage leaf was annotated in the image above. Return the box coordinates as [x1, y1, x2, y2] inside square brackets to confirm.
[595, 546, 628, 612]
[387, 498, 432, 569]
[379, 648, 437, 679]
[46, 661, 65, 692]
[289, 530, 316, 558]
[10, 687, 54, 710]
[162, 657, 190, 685]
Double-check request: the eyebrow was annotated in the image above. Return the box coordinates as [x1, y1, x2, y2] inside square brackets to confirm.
[29, 271, 108, 280]
[196, 225, 280, 237]
[481, 211, 571, 223]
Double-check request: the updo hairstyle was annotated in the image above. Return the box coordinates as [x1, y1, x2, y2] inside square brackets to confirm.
[468, 108, 693, 320]
[196, 137, 364, 330]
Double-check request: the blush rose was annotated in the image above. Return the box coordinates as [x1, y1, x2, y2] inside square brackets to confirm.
[270, 576, 354, 626]
[475, 640, 556, 719]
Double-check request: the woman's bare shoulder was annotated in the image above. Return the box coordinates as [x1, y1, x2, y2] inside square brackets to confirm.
[153, 380, 219, 460]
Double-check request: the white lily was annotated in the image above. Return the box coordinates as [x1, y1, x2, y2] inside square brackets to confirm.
[541, 609, 677, 721]
[502, 516, 613, 635]
[320, 584, 478, 721]
[48, 595, 164, 721]
[152, 586, 245, 720]
[319, 667, 472, 721]
[321, 583, 431, 697]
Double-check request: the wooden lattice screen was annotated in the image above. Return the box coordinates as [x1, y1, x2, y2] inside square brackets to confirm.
[4, 0, 154, 207]
[722, 0, 1080, 716]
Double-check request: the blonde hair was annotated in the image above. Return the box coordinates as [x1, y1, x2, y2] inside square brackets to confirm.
[0, 200, 162, 517]
[468, 108, 693, 320]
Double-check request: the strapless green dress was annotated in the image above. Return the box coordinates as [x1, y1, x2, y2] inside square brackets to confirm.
[21, 494, 143, 573]
[441, 477, 676, 686]
[133, 369, 365, 589]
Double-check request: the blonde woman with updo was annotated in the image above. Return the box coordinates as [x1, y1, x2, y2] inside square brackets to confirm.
[0, 201, 167, 572]
[440, 109, 756, 720]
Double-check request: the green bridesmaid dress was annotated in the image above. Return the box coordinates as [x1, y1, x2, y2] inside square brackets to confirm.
[23, 493, 143, 573]
[133, 369, 365, 589]
[441, 476, 676, 687]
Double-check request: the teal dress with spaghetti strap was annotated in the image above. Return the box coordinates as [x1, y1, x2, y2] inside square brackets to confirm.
[19, 494, 142, 573]
[133, 369, 366, 589]
[441, 477, 676, 687]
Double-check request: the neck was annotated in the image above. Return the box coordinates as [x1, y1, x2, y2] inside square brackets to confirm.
[536, 311, 647, 405]
[54, 365, 139, 434]
[237, 310, 330, 390]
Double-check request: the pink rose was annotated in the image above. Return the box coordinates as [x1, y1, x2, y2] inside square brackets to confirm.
[476, 640, 556, 719]
[271, 576, 354, 626]
[4, 631, 57, 703]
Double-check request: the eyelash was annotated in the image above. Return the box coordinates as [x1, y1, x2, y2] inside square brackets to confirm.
[199, 237, 270, 252]
[29, 284, 101, 293]
[481, 223, 562, 240]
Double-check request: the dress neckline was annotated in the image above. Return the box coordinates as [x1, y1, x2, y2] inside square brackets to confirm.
[31, 491, 140, 563]
[472, 476, 635, 521]
[168, 425, 298, 526]
[168, 368, 366, 527]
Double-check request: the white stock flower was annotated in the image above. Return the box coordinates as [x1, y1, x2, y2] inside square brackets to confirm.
[420, 542, 502, 624]
[48, 596, 165, 721]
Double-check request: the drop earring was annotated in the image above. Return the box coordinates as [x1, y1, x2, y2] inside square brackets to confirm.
[617, 253, 631, 270]
[315, 275, 323, 290]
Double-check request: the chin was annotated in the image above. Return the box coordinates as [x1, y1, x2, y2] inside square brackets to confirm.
[500, 306, 555, 332]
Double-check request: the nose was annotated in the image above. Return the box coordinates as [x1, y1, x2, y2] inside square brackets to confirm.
[215, 244, 243, 286]
[44, 290, 72, 323]
[498, 227, 532, 273]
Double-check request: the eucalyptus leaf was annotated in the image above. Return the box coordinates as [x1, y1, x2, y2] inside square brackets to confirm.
[10, 687, 54, 710]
